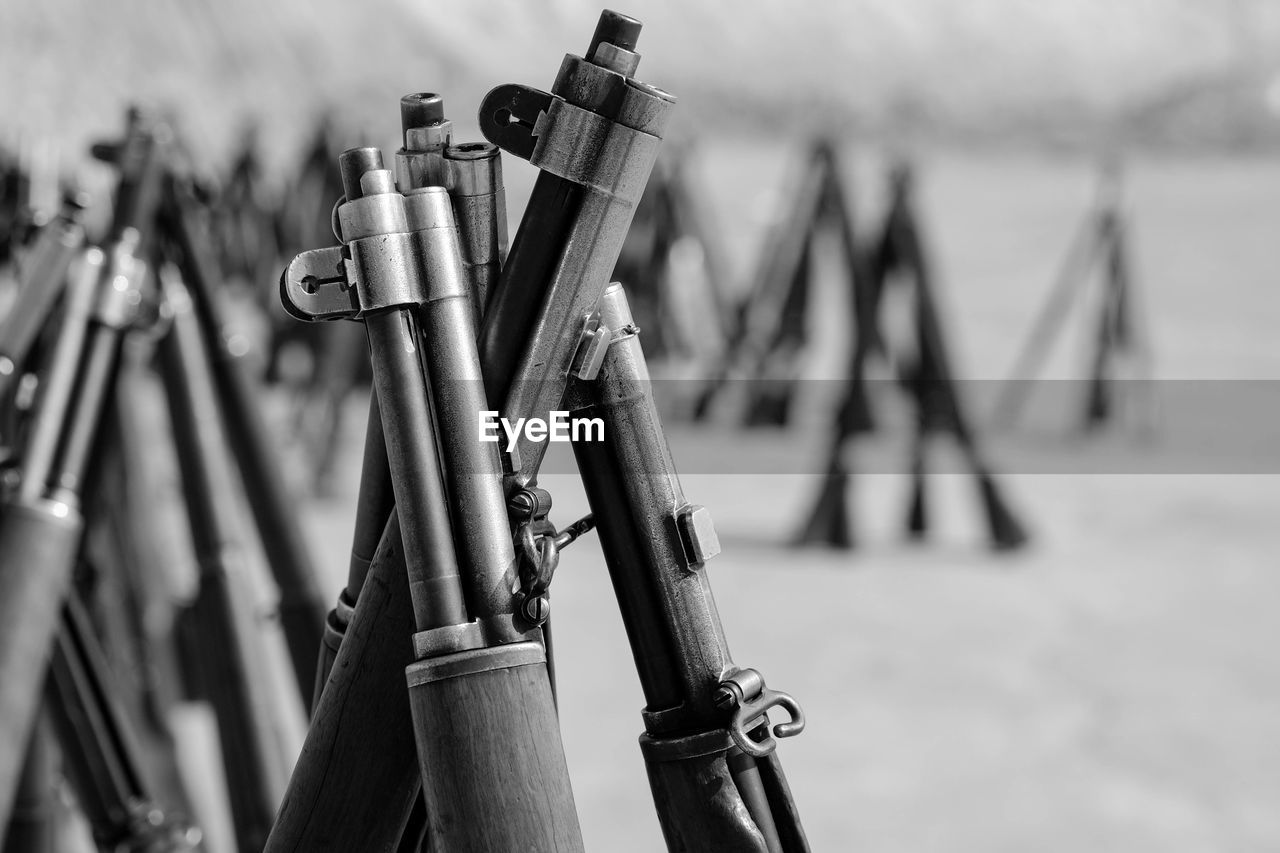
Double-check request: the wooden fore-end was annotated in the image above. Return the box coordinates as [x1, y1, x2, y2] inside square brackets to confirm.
[407, 642, 585, 852]
[265, 511, 421, 852]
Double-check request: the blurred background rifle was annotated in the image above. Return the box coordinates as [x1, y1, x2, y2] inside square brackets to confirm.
[692, 138, 860, 426]
[611, 141, 732, 373]
[992, 160, 1155, 434]
[0, 107, 327, 851]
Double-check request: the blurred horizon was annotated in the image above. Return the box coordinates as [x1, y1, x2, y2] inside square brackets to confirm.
[4, 0, 1280, 175]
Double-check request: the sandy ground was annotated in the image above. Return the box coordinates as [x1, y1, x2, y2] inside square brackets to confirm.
[296, 435, 1280, 852]
[272, 146, 1280, 851]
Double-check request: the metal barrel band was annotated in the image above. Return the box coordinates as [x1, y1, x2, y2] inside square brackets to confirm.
[404, 640, 546, 687]
[412, 615, 542, 659]
[411, 621, 486, 660]
[320, 612, 345, 655]
[284, 187, 438, 321]
[529, 96, 665, 199]
[478, 79, 672, 200]
[333, 588, 357, 624]
[320, 588, 357, 652]
[346, 230, 424, 312]
[638, 728, 737, 763]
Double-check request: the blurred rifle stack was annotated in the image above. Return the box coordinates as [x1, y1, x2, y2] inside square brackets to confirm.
[1, 137, 65, 265]
[993, 160, 1154, 434]
[793, 160, 1029, 550]
[610, 142, 733, 378]
[206, 119, 372, 494]
[679, 139, 1028, 550]
[691, 138, 861, 427]
[0, 107, 327, 852]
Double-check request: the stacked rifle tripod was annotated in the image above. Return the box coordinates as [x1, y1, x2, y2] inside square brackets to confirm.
[698, 142, 1029, 551]
[610, 141, 733, 369]
[0, 9, 810, 852]
[993, 161, 1153, 434]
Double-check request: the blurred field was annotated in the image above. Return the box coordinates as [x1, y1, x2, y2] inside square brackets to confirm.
[289, 144, 1280, 851]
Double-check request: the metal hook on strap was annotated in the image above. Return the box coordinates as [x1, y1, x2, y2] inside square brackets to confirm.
[509, 487, 596, 627]
[519, 528, 560, 601]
